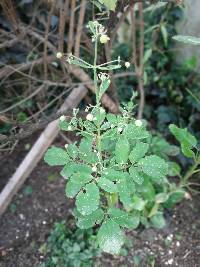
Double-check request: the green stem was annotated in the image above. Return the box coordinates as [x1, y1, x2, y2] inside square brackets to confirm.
[93, 34, 102, 166]
[182, 159, 200, 184]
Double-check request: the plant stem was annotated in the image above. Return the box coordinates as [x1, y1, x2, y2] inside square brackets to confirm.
[93, 34, 102, 166]
[182, 159, 200, 184]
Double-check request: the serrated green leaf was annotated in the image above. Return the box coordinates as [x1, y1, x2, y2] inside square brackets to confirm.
[129, 167, 144, 185]
[66, 143, 79, 159]
[65, 173, 93, 198]
[150, 212, 166, 229]
[129, 142, 149, 163]
[59, 120, 69, 131]
[97, 177, 117, 193]
[102, 169, 124, 182]
[132, 195, 145, 211]
[97, 219, 124, 254]
[124, 124, 149, 140]
[44, 147, 70, 166]
[117, 178, 132, 210]
[61, 163, 92, 179]
[115, 136, 130, 164]
[77, 209, 104, 229]
[76, 182, 100, 216]
[136, 176, 155, 201]
[138, 155, 168, 181]
[108, 208, 140, 229]
[169, 124, 197, 158]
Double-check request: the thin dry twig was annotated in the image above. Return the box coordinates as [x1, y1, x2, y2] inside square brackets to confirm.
[74, 0, 86, 57]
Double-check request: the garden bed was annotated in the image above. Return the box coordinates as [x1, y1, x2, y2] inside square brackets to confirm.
[0, 136, 200, 267]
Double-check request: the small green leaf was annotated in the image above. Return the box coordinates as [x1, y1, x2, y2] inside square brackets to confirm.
[117, 179, 132, 210]
[44, 147, 70, 166]
[61, 163, 92, 179]
[59, 120, 69, 131]
[137, 176, 155, 201]
[65, 173, 93, 198]
[108, 208, 140, 229]
[129, 167, 144, 185]
[161, 24, 168, 47]
[98, 78, 111, 100]
[138, 155, 168, 181]
[100, 0, 117, 11]
[97, 177, 118, 193]
[124, 124, 149, 140]
[164, 190, 185, 208]
[115, 136, 130, 164]
[129, 142, 149, 163]
[155, 193, 168, 203]
[77, 209, 104, 229]
[132, 195, 145, 211]
[66, 143, 79, 159]
[98, 64, 121, 70]
[143, 48, 152, 64]
[97, 219, 124, 254]
[65, 180, 82, 198]
[173, 35, 200, 46]
[150, 212, 166, 229]
[76, 182, 100, 216]
[169, 124, 197, 158]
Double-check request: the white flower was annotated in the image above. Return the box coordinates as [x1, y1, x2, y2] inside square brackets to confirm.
[135, 119, 142, 127]
[56, 52, 63, 59]
[64, 144, 68, 149]
[100, 34, 110, 44]
[67, 125, 72, 131]
[117, 127, 123, 133]
[92, 166, 97, 172]
[100, 108, 105, 114]
[86, 113, 94, 121]
[125, 62, 131, 68]
[60, 115, 65, 122]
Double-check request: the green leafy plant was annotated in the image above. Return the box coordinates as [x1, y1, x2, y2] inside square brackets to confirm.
[44, 21, 179, 254]
[169, 125, 200, 185]
[39, 221, 100, 267]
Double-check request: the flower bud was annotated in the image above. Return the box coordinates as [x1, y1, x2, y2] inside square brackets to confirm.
[92, 166, 97, 172]
[125, 62, 131, 68]
[100, 34, 110, 44]
[56, 52, 63, 59]
[60, 115, 65, 122]
[64, 144, 68, 149]
[86, 113, 94, 121]
[135, 119, 142, 127]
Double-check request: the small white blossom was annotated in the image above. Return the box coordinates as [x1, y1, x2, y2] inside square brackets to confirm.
[56, 52, 63, 59]
[86, 113, 94, 121]
[117, 127, 123, 133]
[100, 108, 105, 114]
[60, 115, 65, 122]
[100, 34, 110, 44]
[67, 125, 72, 131]
[125, 62, 131, 68]
[176, 241, 180, 247]
[135, 119, 142, 127]
[167, 259, 174, 265]
[92, 166, 97, 172]
[64, 144, 68, 149]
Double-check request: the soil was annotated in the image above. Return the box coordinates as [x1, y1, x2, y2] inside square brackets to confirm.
[0, 135, 200, 267]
